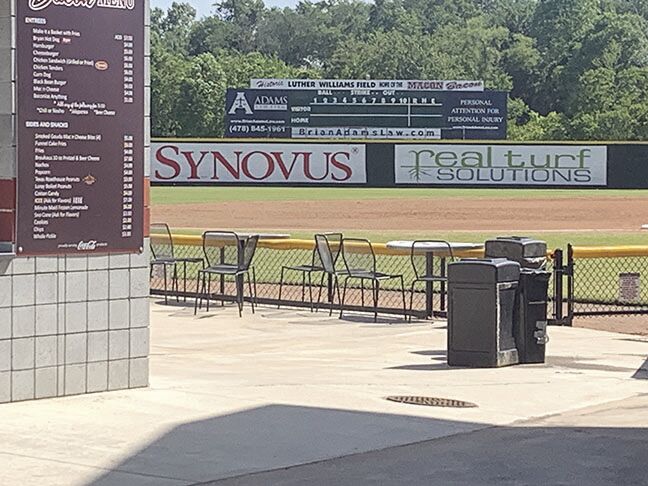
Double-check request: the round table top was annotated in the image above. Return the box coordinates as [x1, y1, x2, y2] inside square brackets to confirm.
[386, 241, 484, 251]
[241, 232, 291, 240]
[202, 232, 291, 242]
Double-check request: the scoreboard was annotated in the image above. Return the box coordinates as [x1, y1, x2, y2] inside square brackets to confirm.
[225, 88, 507, 140]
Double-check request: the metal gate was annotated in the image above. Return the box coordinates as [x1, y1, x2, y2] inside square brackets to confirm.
[552, 245, 648, 325]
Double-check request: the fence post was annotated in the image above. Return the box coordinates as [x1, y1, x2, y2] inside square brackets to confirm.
[552, 248, 564, 323]
[566, 244, 575, 326]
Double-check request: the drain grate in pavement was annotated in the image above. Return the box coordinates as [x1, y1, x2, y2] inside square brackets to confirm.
[385, 396, 477, 408]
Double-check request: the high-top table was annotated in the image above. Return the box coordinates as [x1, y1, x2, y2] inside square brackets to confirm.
[237, 233, 291, 240]
[386, 240, 484, 318]
[216, 232, 291, 299]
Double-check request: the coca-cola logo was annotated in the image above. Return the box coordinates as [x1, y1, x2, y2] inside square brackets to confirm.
[29, 0, 135, 11]
[77, 240, 98, 251]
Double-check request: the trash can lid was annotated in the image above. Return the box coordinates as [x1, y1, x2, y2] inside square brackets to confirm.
[448, 258, 521, 283]
[485, 236, 547, 259]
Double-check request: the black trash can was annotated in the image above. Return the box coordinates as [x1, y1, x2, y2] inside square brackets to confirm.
[485, 236, 547, 269]
[516, 269, 550, 363]
[447, 258, 521, 368]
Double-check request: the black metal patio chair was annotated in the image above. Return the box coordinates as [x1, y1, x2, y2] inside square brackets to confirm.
[408, 240, 455, 322]
[339, 238, 407, 322]
[150, 223, 204, 304]
[277, 244, 324, 312]
[314, 233, 345, 315]
[194, 231, 259, 317]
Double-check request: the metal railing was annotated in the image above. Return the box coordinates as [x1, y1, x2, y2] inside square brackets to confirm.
[150, 234, 484, 317]
[150, 234, 648, 328]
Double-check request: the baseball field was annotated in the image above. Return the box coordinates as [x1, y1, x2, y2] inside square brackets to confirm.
[151, 186, 648, 249]
[149, 186, 648, 335]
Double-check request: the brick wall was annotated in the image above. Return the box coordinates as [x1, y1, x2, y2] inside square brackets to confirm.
[0, 0, 151, 403]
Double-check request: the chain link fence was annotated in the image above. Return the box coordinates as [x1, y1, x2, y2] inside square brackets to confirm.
[150, 237, 485, 317]
[567, 245, 648, 318]
[150, 235, 648, 327]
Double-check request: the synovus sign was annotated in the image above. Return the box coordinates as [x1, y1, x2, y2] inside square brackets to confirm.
[152, 143, 367, 184]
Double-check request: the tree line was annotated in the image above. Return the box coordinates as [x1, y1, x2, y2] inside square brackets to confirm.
[151, 0, 648, 140]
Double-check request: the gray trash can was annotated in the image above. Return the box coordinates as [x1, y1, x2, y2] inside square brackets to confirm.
[485, 236, 547, 269]
[448, 258, 521, 368]
[485, 236, 550, 364]
[516, 269, 550, 363]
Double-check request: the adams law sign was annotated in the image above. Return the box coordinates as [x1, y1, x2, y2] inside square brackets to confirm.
[152, 142, 367, 184]
[395, 144, 607, 186]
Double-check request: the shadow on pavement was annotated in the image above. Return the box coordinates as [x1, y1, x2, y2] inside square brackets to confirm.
[86, 401, 648, 486]
[546, 356, 644, 374]
[389, 356, 648, 376]
[410, 349, 447, 357]
[632, 358, 648, 379]
[87, 404, 479, 486]
[386, 363, 451, 371]
[204, 422, 648, 486]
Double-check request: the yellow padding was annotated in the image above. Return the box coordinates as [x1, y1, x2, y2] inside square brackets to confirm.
[152, 234, 486, 258]
[571, 246, 648, 259]
[153, 235, 648, 259]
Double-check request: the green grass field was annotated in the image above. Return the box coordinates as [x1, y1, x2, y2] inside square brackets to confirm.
[151, 186, 648, 249]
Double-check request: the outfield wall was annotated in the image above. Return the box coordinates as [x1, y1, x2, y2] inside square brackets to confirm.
[151, 139, 648, 189]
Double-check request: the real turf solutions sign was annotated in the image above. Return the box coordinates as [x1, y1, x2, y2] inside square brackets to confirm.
[394, 145, 607, 186]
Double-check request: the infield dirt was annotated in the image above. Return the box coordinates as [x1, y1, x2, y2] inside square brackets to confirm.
[153, 195, 648, 232]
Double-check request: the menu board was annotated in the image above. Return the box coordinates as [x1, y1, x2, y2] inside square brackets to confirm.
[16, 0, 144, 255]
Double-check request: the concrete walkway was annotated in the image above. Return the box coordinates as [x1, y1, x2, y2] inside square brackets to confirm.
[208, 394, 648, 486]
[0, 300, 646, 486]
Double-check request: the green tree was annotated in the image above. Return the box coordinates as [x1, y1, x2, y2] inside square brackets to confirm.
[148, 0, 648, 141]
[257, 1, 371, 68]
[568, 67, 648, 140]
[218, 52, 319, 87]
[326, 31, 450, 79]
[529, 0, 603, 113]
[214, 0, 266, 52]
[188, 16, 234, 56]
[400, 0, 484, 32]
[507, 98, 567, 140]
[150, 50, 191, 136]
[562, 12, 648, 113]
[433, 17, 513, 90]
[328, 16, 515, 89]
[501, 33, 540, 100]
[484, 0, 537, 34]
[175, 53, 228, 136]
[152, 2, 197, 56]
